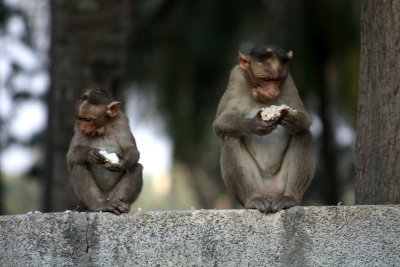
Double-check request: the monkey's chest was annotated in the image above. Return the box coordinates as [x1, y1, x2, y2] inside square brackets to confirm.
[243, 126, 291, 176]
[89, 135, 121, 153]
[88, 136, 124, 191]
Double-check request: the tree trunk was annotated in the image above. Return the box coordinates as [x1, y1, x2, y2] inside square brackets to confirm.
[356, 0, 400, 204]
[45, 0, 132, 211]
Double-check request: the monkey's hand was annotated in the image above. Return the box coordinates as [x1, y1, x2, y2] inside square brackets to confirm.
[88, 149, 107, 165]
[102, 162, 124, 172]
[251, 116, 278, 135]
[101, 152, 128, 172]
[115, 151, 137, 171]
[279, 112, 303, 135]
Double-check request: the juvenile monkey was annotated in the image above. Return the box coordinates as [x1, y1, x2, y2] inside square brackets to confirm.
[67, 89, 143, 215]
[213, 45, 315, 213]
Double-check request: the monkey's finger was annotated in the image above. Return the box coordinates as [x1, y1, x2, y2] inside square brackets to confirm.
[279, 120, 289, 127]
[89, 156, 102, 165]
[89, 151, 106, 164]
[113, 165, 124, 172]
[111, 200, 129, 213]
[111, 208, 121, 215]
[102, 162, 115, 170]
[279, 116, 292, 126]
[103, 163, 123, 172]
[283, 113, 296, 122]
[106, 203, 121, 215]
[94, 152, 107, 164]
[271, 196, 297, 212]
[262, 119, 278, 127]
[88, 151, 97, 163]
[102, 163, 113, 170]
[95, 158, 106, 165]
[251, 197, 272, 213]
[116, 203, 130, 213]
[116, 152, 123, 160]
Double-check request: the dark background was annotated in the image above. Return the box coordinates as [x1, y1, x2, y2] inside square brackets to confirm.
[0, 0, 360, 214]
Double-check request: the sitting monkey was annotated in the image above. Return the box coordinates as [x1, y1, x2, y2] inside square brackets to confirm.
[67, 89, 143, 215]
[213, 45, 315, 213]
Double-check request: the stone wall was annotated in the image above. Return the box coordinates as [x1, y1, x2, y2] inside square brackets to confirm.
[1, 206, 399, 266]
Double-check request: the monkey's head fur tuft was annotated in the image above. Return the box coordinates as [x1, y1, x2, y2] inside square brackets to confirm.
[250, 45, 292, 64]
[80, 88, 113, 105]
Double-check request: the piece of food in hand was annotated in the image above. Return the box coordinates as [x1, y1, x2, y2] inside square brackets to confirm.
[259, 104, 297, 121]
[99, 150, 120, 164]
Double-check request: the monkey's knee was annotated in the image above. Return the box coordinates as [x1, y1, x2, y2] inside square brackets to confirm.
[122, 163, 143, 203]
[131, 163, 143, 187]
[135, 162, 144, 173]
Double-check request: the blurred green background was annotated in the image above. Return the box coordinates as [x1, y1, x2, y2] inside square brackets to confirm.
[0, 0, 360, 214]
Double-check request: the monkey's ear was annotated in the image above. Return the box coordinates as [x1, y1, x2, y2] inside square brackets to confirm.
[287, 50, 293, 59]
[106, 101, 122, 117]
[239, 52, 250, 70]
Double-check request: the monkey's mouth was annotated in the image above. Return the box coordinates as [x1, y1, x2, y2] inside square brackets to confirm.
[252, 87, 276, 103]
[81, 126, 105, 137]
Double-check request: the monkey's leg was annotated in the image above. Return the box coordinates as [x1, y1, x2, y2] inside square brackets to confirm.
[271, 131, 315, 212]
[70, 165, 126, 215]
[108, 163, 143, 213]
[221, 137, 273, 212]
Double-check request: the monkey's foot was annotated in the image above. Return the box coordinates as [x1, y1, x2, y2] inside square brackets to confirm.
[270, 195, 298, 212]
[247, 195, 275, 213]
[92, 198, 130, 215]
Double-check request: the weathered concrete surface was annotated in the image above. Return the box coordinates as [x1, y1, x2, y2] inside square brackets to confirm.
[0, 206, 399, 266]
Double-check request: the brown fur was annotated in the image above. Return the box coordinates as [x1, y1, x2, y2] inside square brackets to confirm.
[213, 46, 315, 213]
[67, 89, 143, 215]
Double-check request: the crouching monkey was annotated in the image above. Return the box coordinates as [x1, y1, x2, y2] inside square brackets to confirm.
[213, 45, 315, 213]
[67, 89, 143, 215]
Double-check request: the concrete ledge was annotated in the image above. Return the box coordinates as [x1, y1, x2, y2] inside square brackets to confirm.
[0, 206, 399, 266]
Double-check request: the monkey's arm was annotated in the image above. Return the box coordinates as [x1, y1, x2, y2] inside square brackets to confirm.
[213, 112, 277, 138]
[67, 145, 105, 164]
[67, 146, 90, 165]
[67, 144, 106, 169]
[118, 145, 140, 170]
[111, 114, 140, 171]
[213, 111, 253, 137]
[67, 133, 92, 168]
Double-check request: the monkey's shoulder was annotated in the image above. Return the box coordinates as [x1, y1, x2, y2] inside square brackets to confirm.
[228, 65, 249, 90]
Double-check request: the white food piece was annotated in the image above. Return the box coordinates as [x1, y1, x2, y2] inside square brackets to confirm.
[99, 150, 120, 164]
[260, 104, 297, 121]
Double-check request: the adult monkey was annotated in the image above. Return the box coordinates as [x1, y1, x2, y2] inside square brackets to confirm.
[213, 45, 315, 213]
[67, 89, 143, 215]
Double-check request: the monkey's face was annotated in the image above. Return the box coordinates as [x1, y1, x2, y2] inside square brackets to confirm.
[76, 102, 107, 137]
[248, 59, 288, 103]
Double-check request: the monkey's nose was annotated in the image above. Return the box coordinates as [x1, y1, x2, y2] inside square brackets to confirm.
[269, 90, 279, 98]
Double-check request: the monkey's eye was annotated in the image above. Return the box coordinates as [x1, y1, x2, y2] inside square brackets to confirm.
[79, 118, 92, 122]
